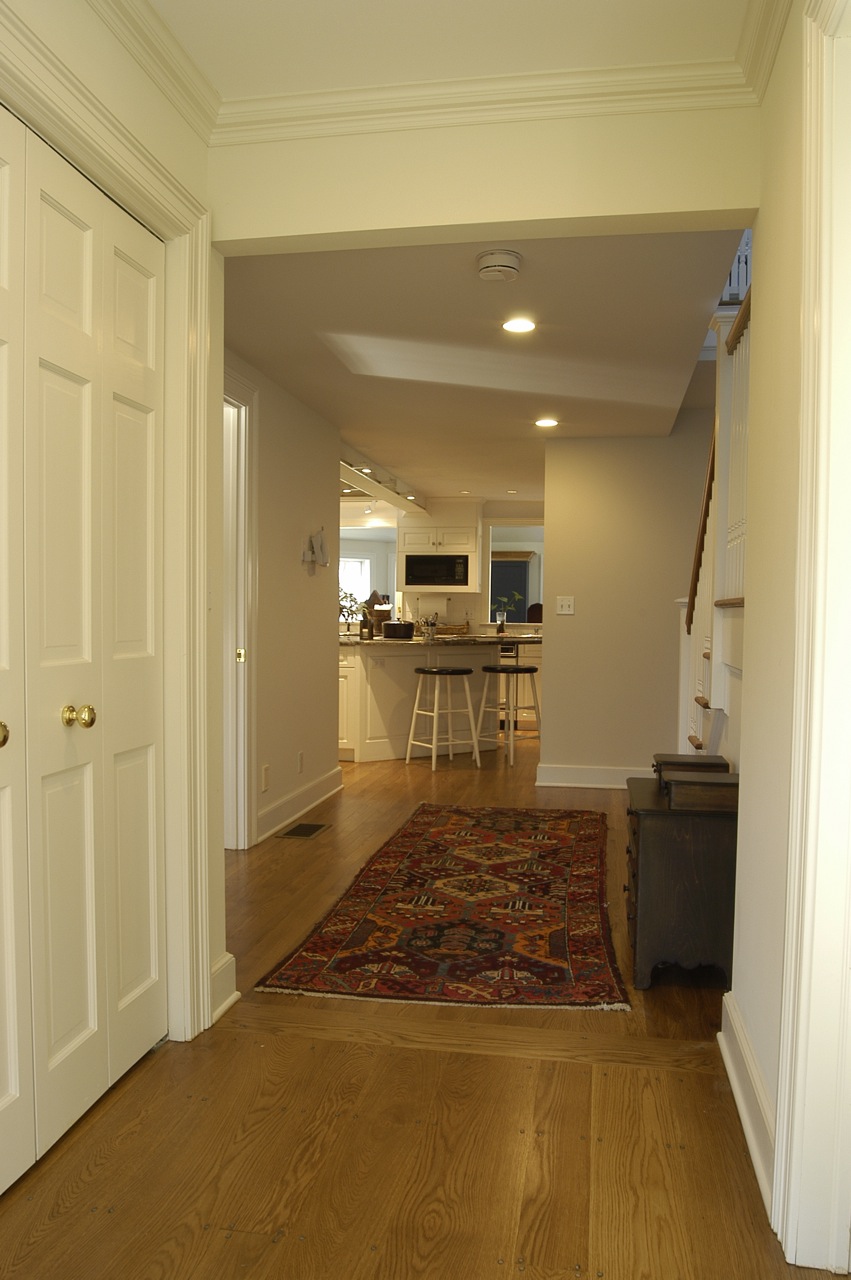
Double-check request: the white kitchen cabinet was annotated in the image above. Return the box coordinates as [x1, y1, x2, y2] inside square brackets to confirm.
[338, 648, 361, 760]
[399, 525, 477, 554]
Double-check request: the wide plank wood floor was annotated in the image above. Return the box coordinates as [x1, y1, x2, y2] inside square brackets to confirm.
[0, 745, 830, 1278]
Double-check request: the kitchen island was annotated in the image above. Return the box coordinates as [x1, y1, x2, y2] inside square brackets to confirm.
[338, 635, 541, 762]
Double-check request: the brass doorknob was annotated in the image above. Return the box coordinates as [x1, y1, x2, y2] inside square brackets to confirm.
[61, 704, 97, 728]
[0, 721, 8, 748]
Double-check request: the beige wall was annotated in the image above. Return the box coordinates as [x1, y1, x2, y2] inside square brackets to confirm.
[225, 350, 342, 840]
[209, 108, 759, 254]
[539, 421, 713, 784]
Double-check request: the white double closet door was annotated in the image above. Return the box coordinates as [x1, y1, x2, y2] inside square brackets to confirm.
[0, 106, 166, 1194]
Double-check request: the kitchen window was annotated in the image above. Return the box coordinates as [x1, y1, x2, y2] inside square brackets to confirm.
[339, 557, 371, 602]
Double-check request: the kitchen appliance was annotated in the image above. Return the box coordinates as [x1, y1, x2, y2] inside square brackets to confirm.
[382, 620, 415, 639]
[402, 553, 470, 589]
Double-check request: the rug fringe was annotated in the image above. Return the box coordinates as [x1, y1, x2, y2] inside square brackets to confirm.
[254, 985, 631, 1011]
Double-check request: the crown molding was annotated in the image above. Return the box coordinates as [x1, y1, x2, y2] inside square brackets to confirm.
[211, 59, 760, 148]
[78, 0, 789, 150]
[0, 1, 204, 238]
[806, 0, 851, 35]
[85, 0, 220, 143]
[737, 0, 794, 99]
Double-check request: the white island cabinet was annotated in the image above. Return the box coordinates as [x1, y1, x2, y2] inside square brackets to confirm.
[338, 638, 501, 762]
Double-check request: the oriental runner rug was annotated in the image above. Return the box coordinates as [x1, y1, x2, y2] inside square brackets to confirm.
[257, 803, 629, 1008]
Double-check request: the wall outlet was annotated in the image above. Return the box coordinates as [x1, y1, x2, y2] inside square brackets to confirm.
[556, 595, 575, 615]
[261, 763, 270, 792]
[297, 751, 304, 774]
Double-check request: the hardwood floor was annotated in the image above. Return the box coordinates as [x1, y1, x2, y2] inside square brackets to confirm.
[0, 747, 829, 1278]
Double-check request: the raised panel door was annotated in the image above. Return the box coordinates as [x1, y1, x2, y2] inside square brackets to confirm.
[101, 203, 166, 1080]
[24, 133, 108, 1152]
[0, 105, 35, 1197]
[24, 133, 166, 1153]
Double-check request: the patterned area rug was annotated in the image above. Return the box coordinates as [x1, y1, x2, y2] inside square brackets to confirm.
[257, 803, 629, 1008]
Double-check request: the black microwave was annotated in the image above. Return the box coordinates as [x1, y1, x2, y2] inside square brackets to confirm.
[403, 553, 470, 588]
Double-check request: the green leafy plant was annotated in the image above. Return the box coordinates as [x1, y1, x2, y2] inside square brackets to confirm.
[339, 589, 361, 623]
[491, 590, 524, 616]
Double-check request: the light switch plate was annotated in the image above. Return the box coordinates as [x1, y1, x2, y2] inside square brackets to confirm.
[556, 595, 575, 615]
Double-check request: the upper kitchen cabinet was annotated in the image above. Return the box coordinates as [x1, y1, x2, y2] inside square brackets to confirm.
[397, 504, 482, 595]
[399, 526, 477, 554]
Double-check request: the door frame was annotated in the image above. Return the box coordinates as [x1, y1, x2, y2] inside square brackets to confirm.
[0, 19, 236, 1039]
[223, 371, 258, 851]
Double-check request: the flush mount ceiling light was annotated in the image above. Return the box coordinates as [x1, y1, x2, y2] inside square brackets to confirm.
[535, 417, 559, 428]
[503, 317, 536, 334]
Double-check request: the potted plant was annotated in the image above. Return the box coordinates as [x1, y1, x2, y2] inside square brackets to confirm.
[491, 590, 524, 630]
[339, 589, 361, 632]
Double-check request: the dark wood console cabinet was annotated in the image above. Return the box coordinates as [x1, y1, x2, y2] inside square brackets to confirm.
[625, 776, 738, 989]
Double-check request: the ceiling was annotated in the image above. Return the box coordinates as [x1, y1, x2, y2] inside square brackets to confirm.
[148, 0, 755, 506]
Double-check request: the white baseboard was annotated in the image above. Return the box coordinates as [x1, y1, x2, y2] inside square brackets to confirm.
[718, 992, 776, 1213]
[535, 763, 652, 788]
[209, 951, 240, 1024]
[257, 767, 343, 842]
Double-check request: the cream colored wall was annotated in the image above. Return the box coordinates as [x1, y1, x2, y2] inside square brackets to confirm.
[224, 350, 342, 840]
[728, 6, 804, 1113]
[539, 422, 713, 785]
[209, 108, 759, 253]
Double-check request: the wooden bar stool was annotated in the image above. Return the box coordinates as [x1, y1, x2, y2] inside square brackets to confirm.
[405, 667, 481, 770]
[477, 664, 541, 765]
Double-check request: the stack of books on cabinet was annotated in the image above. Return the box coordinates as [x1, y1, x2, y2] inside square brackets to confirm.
[625, 754, 739, 989]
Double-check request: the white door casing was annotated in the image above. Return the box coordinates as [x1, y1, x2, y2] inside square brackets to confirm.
[223, 370, 258, 852]
[0, 102, 35, 1198]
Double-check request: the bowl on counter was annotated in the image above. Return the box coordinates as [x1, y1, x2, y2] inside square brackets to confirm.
[381, 620, 415, 639]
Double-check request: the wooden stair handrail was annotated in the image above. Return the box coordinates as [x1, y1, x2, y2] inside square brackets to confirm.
[685, 434, 715, 635]
[726, 287, 751, 354]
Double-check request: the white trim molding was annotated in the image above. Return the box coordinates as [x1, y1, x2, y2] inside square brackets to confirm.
[85, 0, 220, 143]
[718, 994, 776, 1211]
[774, 2, 851, 1269]
[211, 60, 761, 148]
[257, 768, 344, 845]
[536, 764, 645, 790]
[74, 0, 790, 150]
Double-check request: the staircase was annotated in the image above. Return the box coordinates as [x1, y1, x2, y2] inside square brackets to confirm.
[681, 289, 750, 764]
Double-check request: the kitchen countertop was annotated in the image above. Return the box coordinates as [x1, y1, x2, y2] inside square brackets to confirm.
[338, 634, 542, 647]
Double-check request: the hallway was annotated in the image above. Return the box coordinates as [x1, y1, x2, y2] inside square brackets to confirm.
[0, 747, 828, 1278]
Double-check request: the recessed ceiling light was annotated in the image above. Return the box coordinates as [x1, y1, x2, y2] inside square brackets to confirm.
[507, 489, 518, 495]
[405, 493, 416, 501]
[535, 417, 558, 428]
[503, 317, 536, 334]
[360, 466, 372, 474]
